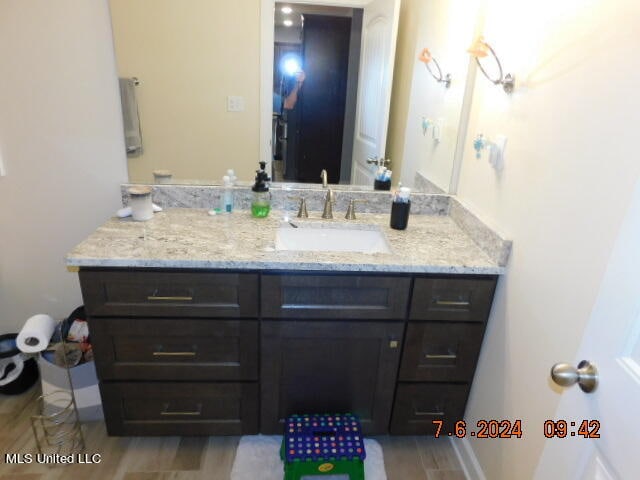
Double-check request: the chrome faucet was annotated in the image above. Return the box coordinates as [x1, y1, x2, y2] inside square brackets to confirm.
[321, 189, 335, 219]
[320, 169, 328, 188]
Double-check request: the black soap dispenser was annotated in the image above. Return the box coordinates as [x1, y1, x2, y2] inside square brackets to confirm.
[251, 161, 271, 218]
[390, 187, 411, 230]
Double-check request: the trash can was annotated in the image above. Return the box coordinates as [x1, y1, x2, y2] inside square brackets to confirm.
[37, 306, 103, 422]
[38, 350, 103, 422]
[0, 333, 39, 395]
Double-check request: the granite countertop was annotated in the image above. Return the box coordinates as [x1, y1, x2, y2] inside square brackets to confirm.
[65, 208, 505, 274]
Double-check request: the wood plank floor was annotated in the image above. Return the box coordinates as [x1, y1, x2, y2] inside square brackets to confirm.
[0, 387, 465, 479]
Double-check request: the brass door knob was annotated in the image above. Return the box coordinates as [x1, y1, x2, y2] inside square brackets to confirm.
[551, 360, 598, 393]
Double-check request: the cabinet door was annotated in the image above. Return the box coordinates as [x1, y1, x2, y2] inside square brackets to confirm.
[261, 321, 404, 435]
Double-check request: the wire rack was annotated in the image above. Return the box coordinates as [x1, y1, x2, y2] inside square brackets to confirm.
[29, 325, 85, 455]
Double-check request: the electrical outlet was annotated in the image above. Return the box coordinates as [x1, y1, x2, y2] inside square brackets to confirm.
[227, 96, 245, 112]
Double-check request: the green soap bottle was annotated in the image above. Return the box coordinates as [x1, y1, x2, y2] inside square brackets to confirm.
[251, 161, 271, 218]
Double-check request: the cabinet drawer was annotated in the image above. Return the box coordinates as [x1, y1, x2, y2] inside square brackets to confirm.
[390, 383, 469, 435]
[409, 277, 497, 322]
[90, 318, 258, 381]
[261, 274, 410, 320]
[80, 270, 258, 318]
[399, 322, 485, 382]
[100, 382, 258, 436]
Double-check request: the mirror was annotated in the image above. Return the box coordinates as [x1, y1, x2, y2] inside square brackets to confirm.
[109, 0, 480, 193]
[270, 3, 365, 185]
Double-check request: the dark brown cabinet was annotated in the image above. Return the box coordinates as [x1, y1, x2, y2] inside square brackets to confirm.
[399, 322, 485, 382]
[78, 269, 498, 437]
[390, 383, 470, 435]
[391, 275, 497, 435]
[261, 274, 410, 320]
[100, 382, 258, 436]
[81, 269, 261, 436]
[80, 270, 259, 318]
[410, 277, 496, 322]
[90, 318, 258, 381]
[260, 320, 403, 435]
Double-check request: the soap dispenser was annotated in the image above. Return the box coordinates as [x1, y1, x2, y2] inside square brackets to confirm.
[251, 161, 271, 218]
[390, 187, 411, 230]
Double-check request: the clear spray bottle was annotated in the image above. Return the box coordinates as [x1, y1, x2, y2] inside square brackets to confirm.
[221, 175, 234, 213]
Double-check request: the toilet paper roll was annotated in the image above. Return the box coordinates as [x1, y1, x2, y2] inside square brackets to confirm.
[17, 314, 56, 353]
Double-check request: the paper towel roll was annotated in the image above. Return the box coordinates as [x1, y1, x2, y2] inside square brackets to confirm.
[17, 314, 56, 353]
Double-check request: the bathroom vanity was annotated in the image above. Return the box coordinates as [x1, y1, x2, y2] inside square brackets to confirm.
[67, 207, 508, 437]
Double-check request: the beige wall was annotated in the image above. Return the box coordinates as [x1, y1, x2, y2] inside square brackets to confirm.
[388, 0, 480, 191]
[385, 0, 422, 186]
[397, 0, 481, 190]
[110, 0, 261, 184]
[0, 0, 127, 331]
[453, 0, 640, 477]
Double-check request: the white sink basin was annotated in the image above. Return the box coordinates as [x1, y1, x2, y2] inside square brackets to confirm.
[275, 223, 392, 254]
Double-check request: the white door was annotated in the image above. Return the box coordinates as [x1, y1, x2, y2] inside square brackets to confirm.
[534, 179, 640, 479]
[350, 0, 400, 186]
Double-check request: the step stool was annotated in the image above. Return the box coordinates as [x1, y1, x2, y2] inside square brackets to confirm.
[281, 413, 366, 480]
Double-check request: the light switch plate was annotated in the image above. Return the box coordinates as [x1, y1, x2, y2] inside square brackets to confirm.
[227, 96, 245, 112]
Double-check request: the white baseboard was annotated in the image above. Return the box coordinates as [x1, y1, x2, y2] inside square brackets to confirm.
[449, 437, 486, 480]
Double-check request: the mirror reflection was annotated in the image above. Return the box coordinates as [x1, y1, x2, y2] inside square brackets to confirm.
[110, 0, 479, 193]
[271, 3, 362, 185]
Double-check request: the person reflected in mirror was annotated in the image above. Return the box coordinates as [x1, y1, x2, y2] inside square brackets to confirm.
[273, 71, 306, 114]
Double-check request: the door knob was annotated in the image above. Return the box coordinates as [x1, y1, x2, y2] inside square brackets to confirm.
[550, 360, 598, 393]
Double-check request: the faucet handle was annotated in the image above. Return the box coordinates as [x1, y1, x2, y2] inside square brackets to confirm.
[285, 195, 309, 218]
[345, 199, 367, 220]
[366, 157, 392, 167]
[297, 198, 308, 218]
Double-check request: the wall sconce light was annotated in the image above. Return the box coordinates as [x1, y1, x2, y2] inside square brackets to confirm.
[467, 37, 515, 94]
[418, 48, 451, 88]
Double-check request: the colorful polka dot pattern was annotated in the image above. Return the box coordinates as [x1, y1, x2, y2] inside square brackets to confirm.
[284, 414, 366, 462]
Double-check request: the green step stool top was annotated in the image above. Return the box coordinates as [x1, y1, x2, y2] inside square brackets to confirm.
[281, 414, 365, 480]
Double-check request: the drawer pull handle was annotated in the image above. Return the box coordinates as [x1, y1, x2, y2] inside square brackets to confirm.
[153, 351, 197, 357]
[434, 300, 471, 307]
[425, 354, 457, 360]
[160, 403, 202, 416]
[414, 410, 445, 417]
[147, 296, 194, 301]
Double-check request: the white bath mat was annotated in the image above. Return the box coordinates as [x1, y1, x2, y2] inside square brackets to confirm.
[230, 435, 387, 480]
